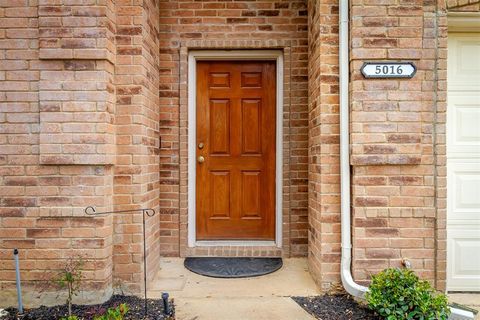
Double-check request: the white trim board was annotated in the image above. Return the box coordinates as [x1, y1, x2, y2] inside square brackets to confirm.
[448, 12, 480, 32]
[187, 50, 284, 248]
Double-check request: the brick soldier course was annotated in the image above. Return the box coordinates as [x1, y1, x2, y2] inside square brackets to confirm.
[0, 0, 478, 306]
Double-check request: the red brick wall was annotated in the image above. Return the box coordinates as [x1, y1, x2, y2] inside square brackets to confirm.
[158, 0, 309, 257]
[2, 0, 477, 306]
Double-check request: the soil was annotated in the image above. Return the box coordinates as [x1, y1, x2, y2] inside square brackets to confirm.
[292, 294, 381, 320]
[3, 295, 174, 320]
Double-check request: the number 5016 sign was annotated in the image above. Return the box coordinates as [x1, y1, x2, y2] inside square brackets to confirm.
[361, 62, 416, 79]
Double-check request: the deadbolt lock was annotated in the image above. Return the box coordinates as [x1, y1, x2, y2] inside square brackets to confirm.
[198, 142, 204, 149]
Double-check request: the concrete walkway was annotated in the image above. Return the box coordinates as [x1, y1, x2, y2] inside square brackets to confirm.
[148, 258, 318, 320]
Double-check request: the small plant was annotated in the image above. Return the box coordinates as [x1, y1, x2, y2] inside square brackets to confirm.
[55, 256, 85, 318]
[93, 303, 129, 320]
[112, 278, 126, 296]
[366, 268, 450, 320]
[34, 255, 87, 319]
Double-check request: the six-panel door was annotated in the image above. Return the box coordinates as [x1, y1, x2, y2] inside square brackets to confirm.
[196, 61, 276, 240]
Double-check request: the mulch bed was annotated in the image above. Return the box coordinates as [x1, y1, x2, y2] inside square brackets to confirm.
[3, 295, 174, 320]
[293, 294, 381, 320]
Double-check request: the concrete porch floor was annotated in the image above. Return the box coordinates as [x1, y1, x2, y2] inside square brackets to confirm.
[148, 258, 319, 320]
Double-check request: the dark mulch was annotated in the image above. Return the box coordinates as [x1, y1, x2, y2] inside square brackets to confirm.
[3, 295, 174, 320]
[293, 294, 381, 320]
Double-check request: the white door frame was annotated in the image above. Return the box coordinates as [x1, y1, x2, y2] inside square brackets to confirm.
[187, 50, 284, 248]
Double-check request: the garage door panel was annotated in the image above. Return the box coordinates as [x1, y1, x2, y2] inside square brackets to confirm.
[447, 228, 480, 291]
[455, 175, 480, 210]
[448, 162, 480, 221]
[448, 34, 480, 91]
[447, 93, 480, 157]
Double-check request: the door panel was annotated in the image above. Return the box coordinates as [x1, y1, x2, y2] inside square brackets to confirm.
[210, 100, 230, 155]
[208, 72, 230, 88]
[447, 33, 480, 291]
[210, 171, 230, 219]
[241, 171, 261, 219]
[448, 162, 480, 222]
[447, 227, 480, 291]
[447, 93, 480, 158]
[241, 99, 262, 154]
[447, 34, 480, 92]
[196, 61, 276, 240]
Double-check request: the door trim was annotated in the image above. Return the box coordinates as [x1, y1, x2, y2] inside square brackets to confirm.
[187, 50, 284, 248]
[448, 12, 480, 33]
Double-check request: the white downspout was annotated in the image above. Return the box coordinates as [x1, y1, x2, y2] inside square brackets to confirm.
[339, 0, 368, 298]
[338, 3, 475, 318]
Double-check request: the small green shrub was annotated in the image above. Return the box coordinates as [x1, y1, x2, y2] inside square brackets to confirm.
[365, 268, 450, 320]
[60, 316, 79, 320]
[55, 256, 85, 317]
[93, 303, 129, 320]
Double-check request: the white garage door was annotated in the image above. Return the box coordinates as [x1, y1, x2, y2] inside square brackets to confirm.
[447, 33, 480, 291]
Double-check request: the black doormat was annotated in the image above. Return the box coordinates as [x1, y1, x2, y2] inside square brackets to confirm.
[184, 257, 283, 278]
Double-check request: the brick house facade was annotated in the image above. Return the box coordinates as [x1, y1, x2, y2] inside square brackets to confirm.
[0, 0, 479, 306]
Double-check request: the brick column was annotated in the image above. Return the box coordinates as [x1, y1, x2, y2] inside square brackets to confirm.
[113, 0, 160, 294]
[0, 0, 161, 305]
[0, 0, 117, 306]
[307, 0, 343, 290]
[350, 2, 440, 285]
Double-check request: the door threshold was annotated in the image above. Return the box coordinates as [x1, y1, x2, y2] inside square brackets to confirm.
[194, 240, 277, 247]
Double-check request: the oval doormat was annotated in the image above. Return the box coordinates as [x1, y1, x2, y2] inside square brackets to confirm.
[184, 257, 283, 278]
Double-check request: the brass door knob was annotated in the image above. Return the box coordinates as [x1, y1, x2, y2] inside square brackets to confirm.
[197, 156, 205, 163]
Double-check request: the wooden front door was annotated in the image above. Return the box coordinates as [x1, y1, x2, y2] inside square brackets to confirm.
[196, 61, 276, 240]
